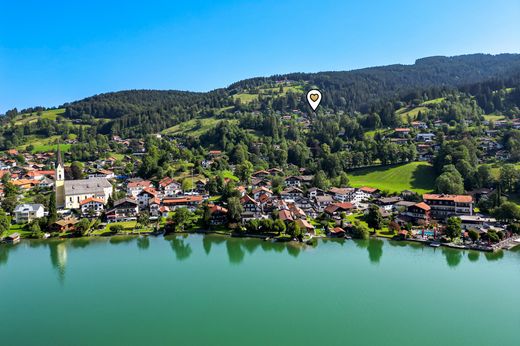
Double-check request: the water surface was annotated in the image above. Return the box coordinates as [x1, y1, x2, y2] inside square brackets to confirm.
[1, 235, 519, 346]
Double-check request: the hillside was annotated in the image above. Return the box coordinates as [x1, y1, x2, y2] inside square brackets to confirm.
[12, 53, 514, 138]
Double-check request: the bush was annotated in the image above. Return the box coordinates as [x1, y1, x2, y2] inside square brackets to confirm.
[110, 224, 124, 233]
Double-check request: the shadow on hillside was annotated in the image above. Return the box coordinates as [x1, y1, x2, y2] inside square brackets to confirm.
[410, 164, 436, 191]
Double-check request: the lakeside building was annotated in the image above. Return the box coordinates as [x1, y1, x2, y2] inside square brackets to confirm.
[55, 147, 113, 209]
[13, 203, 45, 223]
[422, 194, 474, 219]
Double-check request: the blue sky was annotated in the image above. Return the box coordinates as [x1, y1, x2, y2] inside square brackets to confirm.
[1, 0, 519, 112]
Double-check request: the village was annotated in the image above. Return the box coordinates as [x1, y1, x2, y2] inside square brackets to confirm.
[1, 124, 519, 253]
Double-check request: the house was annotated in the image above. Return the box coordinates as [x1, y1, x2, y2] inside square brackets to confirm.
[252, 187, 273, 200]
[251, 170, 270, 178]
[329, 187, 355, 202]
[162, 195, 203, 211]
[374, 196, 402, 211]
[107, 198, 139, 222]
[284, 175, 313, 187]
[127, 180, 153, 198]
[159, 177, 182, 196]
[403, 202, 431, 224]
[394, 128, 411, 137]
[315, 195, 334, 212]
[13, 204, 45, 223]
[324, 202, 355, 216]
[328, 227, 346, 238]
[295, 219, 315, 234]
[51, 218, 78, 233]
[137, 187, 158, 208]
[241, 195, 260, 213]
[423, 194, 474, 219]
[459, 215, 497, 230]
[415, 133, 435, 142]
[88, 169, 115, 179]
[281, 187, 304, 200]
[4, 232, 20, 243]
[208, 205, 228, 225]
[278, 209, 294, 223]
[80, 197, 105, 216]
[307, 187, 325, 199]
[352, 187, 379, 204]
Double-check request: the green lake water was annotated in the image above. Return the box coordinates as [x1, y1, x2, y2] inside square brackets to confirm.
[1, 235, 519, 346]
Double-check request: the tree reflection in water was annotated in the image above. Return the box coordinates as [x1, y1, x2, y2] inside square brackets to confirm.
[442, 248, 463, 268]
[167, 235, 192, 261]
[367, 238, 384, 264]
[226, 238, 245, 264]
[137, 236, 150, 250]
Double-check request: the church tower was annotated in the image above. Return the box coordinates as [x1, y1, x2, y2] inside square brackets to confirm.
[55, 145, 65, 208]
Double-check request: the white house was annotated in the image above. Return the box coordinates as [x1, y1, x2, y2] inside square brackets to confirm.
[14, 204, 45, 224]
[416, 133, 435, 142]
[80, 197, 105, 216]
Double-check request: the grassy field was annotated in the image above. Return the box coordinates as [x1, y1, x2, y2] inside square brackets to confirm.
[13, 108, 65, 125]
[162, 117, 238, 136]
[347, 162, 436, 194]
[16, 135, 74, 153]
[233, 83, 304, 104]
[483, 114, 506, 121]
[397, 106, 429, 121]
[420, 97, 445, 105]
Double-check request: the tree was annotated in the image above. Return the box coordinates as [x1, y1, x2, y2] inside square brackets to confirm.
[75, 218, 91, 236]
[26, 221, 42, 238]
[467, 229, 479, 243]
[137, 211, 150, 229]
[435, 165, 464, 194]
[0, 209, 10, 236]
[171, 208, 194, 232]
[366, 205, 383, 230]
[312, 170, 329, 190]
[286, 221, 302, 239]
[272, 218, 286, 235]
[493, 202, 520, 222]
[235, 161, 253, 184]
[70, 161, 84, 179]
[444, 217, 462, 239]
[227, 197, 243, 223]
[47, 191, 57, 226]
[351, 221, 370, 240]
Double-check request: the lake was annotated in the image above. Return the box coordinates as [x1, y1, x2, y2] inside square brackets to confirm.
[1, 235, 519, 346]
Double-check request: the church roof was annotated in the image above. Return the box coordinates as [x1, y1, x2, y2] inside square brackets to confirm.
[64, 178, 112, 195]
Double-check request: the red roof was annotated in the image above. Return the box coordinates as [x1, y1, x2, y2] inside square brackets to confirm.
[331, 227, 346, 234]
[423, 194, 473, 203]
[360, 187, 378, 193]
[162, 195, 203, 205]
[80, 197, 104, 205]
[128, 180, 152, 188]
[278, 210, 293, 221]
[394, 128, 410, 132]
[209, 205, 228, 214]
[413, 202, 431, 211]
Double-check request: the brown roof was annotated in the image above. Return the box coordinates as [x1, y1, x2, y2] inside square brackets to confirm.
[413, 202, 431, 211]
[423, 194, 473, 203]
[360, 187, 378, 193]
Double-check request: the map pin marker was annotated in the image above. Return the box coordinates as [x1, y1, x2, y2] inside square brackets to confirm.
[306, 89, 322, 111]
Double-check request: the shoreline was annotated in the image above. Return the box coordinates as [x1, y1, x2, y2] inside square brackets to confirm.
[3, 229, 517, 253]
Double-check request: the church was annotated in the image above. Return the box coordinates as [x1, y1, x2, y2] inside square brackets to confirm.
[55, 147, 113, 209]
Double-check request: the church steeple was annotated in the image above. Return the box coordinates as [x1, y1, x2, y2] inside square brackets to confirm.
[56, 144, 64, 168]
[55, 144, 66, 208]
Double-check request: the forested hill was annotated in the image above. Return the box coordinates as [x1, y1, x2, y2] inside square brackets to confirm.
[3, 53, 520, 139]
[229, 53, 520, 109]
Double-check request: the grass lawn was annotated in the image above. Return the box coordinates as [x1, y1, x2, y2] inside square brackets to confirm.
[162, 117, 238, 136]
[347, 162, 435, 194]
[219, 170, 239, 181]
[91, 221, 140, 235]
[397, 106, 428, 121]
[13, 108, 65, 126]
[483, 114, 506, 122]
[420, 97, 445, 105]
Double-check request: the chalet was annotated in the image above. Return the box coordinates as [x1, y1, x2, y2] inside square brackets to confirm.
[51, 218, 78, 233]
[278, 209, 294, 223]
[241, 195, 260, 213]
[415, 133, 435, 142]
[127, 180, 153, 198]
[328, 227, 346, 238]
[159, 177, 182, 196]
[423, 194, 474, 219]
[195, 179, 207, 193]
[251, 177, 271, 189]
[459, 215, 497, 230]
[403, 202, 431, 224]
[251, 170, 270, 178]
[285, 176, 303, 187]
[295, 219, 315, 234]
[324, 202, 354, 216]
[88, 169, 115, 179]
[80, 197, 105, 216]
[329, 187, 355, 202]
[315, 195, 334, 212]
[107, 198, 139, 222]
[281, 187, 304, 200]
[149, 197, 161, 217]
[352, 187, 379, 204]
[252, 187, 273, 200]
[208, 205, 228, 225]
[162, 195, 203, 211]
[307, 187, 326, 199]
[374, 196, 402, 211]
[411, 121, 428, 129]
[137, 187, 158, 208]
[268, 168, 284, 176]
[394, 128, 411, 137]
